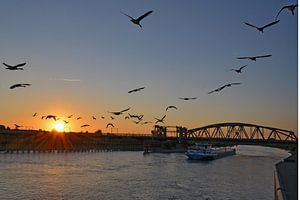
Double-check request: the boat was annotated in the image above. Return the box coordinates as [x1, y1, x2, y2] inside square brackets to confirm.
[185, 144, 236, 160]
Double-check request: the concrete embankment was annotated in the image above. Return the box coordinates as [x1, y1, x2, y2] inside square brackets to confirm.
[275, 151, 297, 200]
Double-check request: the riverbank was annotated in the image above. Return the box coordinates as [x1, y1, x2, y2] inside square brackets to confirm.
[275, 151, 297, 200]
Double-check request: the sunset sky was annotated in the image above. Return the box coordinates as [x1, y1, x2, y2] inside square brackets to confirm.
[0, 0, 297, 134]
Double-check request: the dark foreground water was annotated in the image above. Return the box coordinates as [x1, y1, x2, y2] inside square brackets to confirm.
[0, 145, 289, 200]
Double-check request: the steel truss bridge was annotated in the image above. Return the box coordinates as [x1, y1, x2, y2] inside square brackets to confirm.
[186, 122, 297, 145]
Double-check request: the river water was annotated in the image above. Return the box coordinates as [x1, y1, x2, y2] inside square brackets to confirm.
[0, 145, 289, 200]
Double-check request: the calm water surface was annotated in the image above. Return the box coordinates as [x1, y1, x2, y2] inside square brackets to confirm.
[0, 145, 289, 200]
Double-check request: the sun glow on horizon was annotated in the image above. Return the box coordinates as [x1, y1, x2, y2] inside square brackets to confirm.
[54, 121, 65, 132]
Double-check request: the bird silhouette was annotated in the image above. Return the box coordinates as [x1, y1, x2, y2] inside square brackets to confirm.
[67, 114, 73, 118]
[141, 121, 152, 125]
[9, 83, 31, 89]
[106, 123, 114, 128]
[32, 113, 37, 117]
[110, 116, 115, 120]
[236, 54, 272, 61]
[109, 107, 131, 115]
[125, 116, 130, 120]
[63, 120, 69, 124]
[244, 20, 280, 33]
[208, 83, 241, 94]
[41, 116, 46, 119]
[128, 113, 144, 121]
[45, 115, 57, 121]
[14, 124, 22, 129]
[179, 97, 197, 101]
[121, 11, 153, 28]
[76, 117, 82, 120]
[128, 87, 145, 93]
[229, 65, 247, 73]
[81, 124, 90, 128]
[166, 105, 178, 111]
[132, 120, 140, 124]
[276, 4, 298, 20]
[101, 116, 105, 119]
[3, 62, 26, 70]
[92, 116, 97, 120]
[154, 115, 166, 124]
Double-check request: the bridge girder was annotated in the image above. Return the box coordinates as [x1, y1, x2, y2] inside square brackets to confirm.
[187, 122, 297, 143]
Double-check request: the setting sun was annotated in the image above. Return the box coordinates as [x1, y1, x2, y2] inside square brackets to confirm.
[54, 121, 65, 132]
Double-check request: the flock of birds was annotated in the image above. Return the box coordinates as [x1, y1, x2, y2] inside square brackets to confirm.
[5, 3, 297, 132]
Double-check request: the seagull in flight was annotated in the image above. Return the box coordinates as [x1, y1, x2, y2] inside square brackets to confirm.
[109, 107, 131, 115]
[14, 124, 22, 129]
[81, 124, 90, 128]
[154, 115, 166, 124]
[106, 123, 114, 128]
[121, 10, 153, 28]
[3, 62, 26, 70]
[63, 120, 69, 124]
[244, 20, 280, 33]
[76, 117, 82, 120]
[45, 115, 57, 121]
[141, 121, 152, 125]
[236, 54, 272, 61]
[92, 116, 97, 120]
[32, 113, 37, 117]
[128, 87, 145, 94]
[276, 4, 298, 20]
[208, 83, 241, 94]
[9, 83, 31, 89]
[67, 114, 73, 119]
[229, 65, 247, 73]
[166, 106, 178, 111]
[179, 97, 197, 101]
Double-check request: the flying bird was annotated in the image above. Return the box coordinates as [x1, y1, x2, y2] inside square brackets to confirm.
[110, 116, 115, 120]
[106, 123, 114, 128]
[109, 107, 131, 115]
[45, 115, 57, 121]
[125, 116, 130, 120]
[32, 113, 37, 117]
[9, 83, 31, 89]
[128, 87, 145, 93]
[3, 62, 26, 70]
[128, 113, 144, 121]
[101, 116, 105, 119]
[229, 65, 247, 73]
[14, 124, 22, 129]
[236, 54, 272, 61]
[132, 120, 140, 124]
[166, 105, 178, 111]
[67, 114, 73, 118]
[76, 117, 82, 120]
[276, 4, 298, 20]
[92, 116, 97, 120]
[243, 20, 280, 33]
[63, 120, 69, 124]
[179, 97, 197, 101]
[141, 121, 152, 125]
[121, 10, 153, 28]
[208, 83, 241, 94]
[41, 116, 46, 119]
[81, 124, 90, 128]
[154, 115, 166, 124]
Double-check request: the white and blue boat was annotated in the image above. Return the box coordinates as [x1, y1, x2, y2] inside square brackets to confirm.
[185, 144, 235, 160]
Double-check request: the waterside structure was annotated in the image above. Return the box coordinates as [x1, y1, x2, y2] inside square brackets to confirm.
[274, 152, 298, 200]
